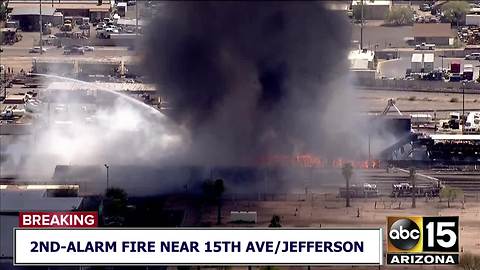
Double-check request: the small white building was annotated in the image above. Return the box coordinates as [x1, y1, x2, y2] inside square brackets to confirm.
[349, 49, 376, 81]
[411, 53, 423, 73]
[423, 53, 434, 73]
[411, 53, 434, 73]
[349, 49, 375, 70]
[117, 2, 127, 17]
[0, 185, 83, 260]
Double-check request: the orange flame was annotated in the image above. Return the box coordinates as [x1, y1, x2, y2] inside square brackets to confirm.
[257, 154, 380, 169]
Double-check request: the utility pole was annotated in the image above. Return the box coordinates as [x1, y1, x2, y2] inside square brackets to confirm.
[410, 167, 416, 208]
[462, 81, 466, 134]
[368, 132, 371, 168]
[360, 0, 364, 50]
[135, 0, 139, 36]
[104, 164, 110, 190]
[2, 68, 6, 100]
[39, 0, 43, 55]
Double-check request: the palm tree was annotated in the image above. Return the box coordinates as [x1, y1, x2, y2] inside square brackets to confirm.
[409, 167, 416, 208]
[268, 215, 282, 227]
[342, 163, 353, 207]
[202, 178, 225, 225]
[103, 187, 128, 226]
[213, 179, 225, 225]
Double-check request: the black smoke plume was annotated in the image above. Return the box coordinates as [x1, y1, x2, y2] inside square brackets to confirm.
[143, 1, 356, 166]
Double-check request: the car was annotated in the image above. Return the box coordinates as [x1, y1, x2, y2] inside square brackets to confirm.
[415, 42, 435, 50]
[105, 28, 119, 33]
[64, 46, 84, 55]
[82, 46, 94, 52]
[29, 47, 46, 53]
[96, 22, 106, 29]
[465, 53, 480, 60]
[79, 23, 90, 30]
[420, 4, 431, 12]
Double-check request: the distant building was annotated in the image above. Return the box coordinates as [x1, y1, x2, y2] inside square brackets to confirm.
[410, 53, 435, 73]
[0, 185, 82, 263]
[8, 1, 112, 25]
[351, 0, 392, 20]
[349, 49, 376, 80]
[466, 14, 480, 26]
[349, 49, 375, 70]
[411, 53, 423, 73]
[9, 6, 56, 31]
[423, 53, 434, 73]
[413, 23, 455, 46]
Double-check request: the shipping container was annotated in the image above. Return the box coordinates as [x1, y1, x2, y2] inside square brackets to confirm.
[450, 62, 461, 73]
[466, 14, 480, 26]
[230, 211, 257, 223]
[411, 53, 423, 73]
[463, 64, 474, 80]
[423, 53, 434, 73]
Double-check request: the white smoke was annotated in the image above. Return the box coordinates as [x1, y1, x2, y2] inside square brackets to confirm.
[0, 80, 187, 179]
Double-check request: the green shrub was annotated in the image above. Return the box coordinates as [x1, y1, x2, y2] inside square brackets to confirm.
[385, 6, 414, 26]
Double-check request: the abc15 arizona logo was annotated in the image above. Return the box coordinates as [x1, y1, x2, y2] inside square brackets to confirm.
[387, 216, 459, 265]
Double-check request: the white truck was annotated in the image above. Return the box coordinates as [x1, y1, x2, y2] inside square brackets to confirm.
[415, 43, 435, 50]
[464, 112, 480, 133]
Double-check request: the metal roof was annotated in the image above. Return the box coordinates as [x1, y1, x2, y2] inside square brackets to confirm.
[8, 2, 111, 12]
[411, 53, 422, 62]
[413, 23, 455, 38]
[0, 189, 83, 212]
[10, 6, 56, 16]
[348, 49, 374, 70]
[117, 18, 145, 26]
[423, 53, 434, 63]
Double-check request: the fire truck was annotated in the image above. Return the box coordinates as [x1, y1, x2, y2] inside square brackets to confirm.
[339, 183, 378, 198]
[391, 182, 441, 197]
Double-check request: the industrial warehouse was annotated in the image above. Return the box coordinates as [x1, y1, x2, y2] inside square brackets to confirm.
[1, 0, 480, 269]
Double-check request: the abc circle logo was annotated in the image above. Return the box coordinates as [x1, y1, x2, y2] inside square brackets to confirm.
[389, 218, 421, 250]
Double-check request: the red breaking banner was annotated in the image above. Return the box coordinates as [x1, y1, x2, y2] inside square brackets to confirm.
[19, 212, 98, 228]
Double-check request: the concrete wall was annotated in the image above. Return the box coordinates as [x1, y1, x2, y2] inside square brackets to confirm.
[0, 215, 17, 258]
[33, 60, 75, 76]
[351, 69, 377, 82]
[414, 37, 450, 46]
[377, 49, 465, 60]
[78, 62, 119, 76]
[60, 36, 137, 47]
[355, 78, 480, 93]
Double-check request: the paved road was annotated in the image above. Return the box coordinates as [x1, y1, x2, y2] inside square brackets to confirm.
[1, 46, 131, 57]
[0, 46, 136, 71]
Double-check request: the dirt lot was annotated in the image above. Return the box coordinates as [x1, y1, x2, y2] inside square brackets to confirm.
[356, 89, 480, 119]
[192, 195, 478, 270]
